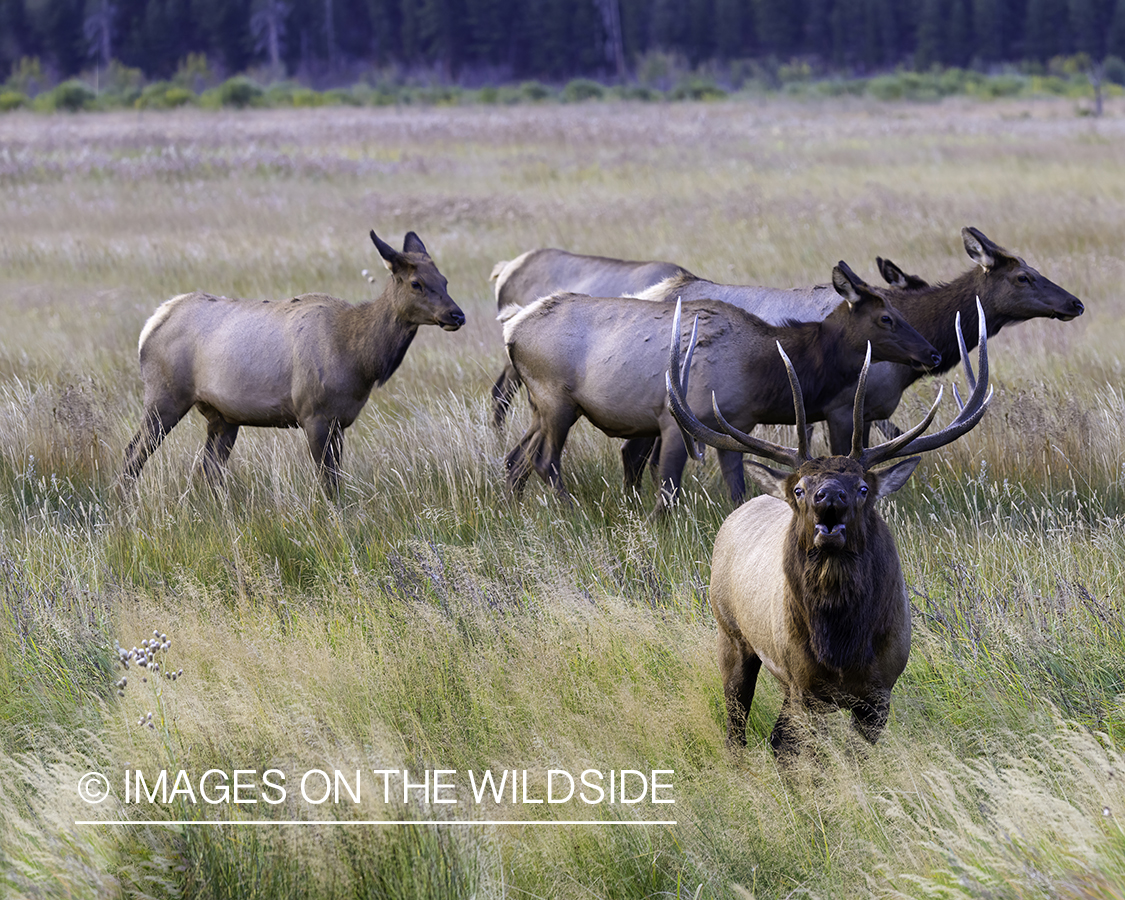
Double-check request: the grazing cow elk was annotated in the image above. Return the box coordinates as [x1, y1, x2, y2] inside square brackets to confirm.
[489, 248, 693, 426]
[502, 262, 940, 513]
[639, 227, 1082, 454]
[121, 230, 464, 493]
[667, 299, 992, 757]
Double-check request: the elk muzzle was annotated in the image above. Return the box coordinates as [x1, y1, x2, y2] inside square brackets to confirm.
[810, 479, 855, 550]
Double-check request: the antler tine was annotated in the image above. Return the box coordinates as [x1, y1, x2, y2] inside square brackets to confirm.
[776, 342, 810, 462]
[849, 343, 872, 459]
[675, 307, 704, 461]
[860, 297, 992, 468]
[666, 300, 802, 469]
[951, 301, 979, 411]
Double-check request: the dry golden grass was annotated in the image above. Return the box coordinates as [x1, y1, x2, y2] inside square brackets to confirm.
[2, 97, 1125, 898]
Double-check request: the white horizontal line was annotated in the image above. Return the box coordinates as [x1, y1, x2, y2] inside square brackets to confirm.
[76, 819, 677, 827]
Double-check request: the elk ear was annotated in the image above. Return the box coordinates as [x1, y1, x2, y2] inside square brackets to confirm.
[832, 260, 875, 310]
[402, 231, 429, 256]
[962, 226, 1013, 271]
[877, 257, 904, 288]
[871, 457, 921, 499]
[745, 461, 791, 500]
[371, 230, 405, 272]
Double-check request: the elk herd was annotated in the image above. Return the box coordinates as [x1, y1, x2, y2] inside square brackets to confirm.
[120, 225, 1084, 760]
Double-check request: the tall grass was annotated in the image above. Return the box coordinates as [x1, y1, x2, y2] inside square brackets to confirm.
[1, 97, 1124, 898]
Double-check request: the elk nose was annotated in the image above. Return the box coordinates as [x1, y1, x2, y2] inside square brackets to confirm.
[813, 486, 848, 507]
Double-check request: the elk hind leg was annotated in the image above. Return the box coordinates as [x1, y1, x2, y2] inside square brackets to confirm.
[121, 400, 190, 481]
[199, 412, 240, 483]
[490, 362, 523, 428]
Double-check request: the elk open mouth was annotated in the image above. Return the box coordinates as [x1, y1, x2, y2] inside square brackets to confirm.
[813, 521, 847, 550]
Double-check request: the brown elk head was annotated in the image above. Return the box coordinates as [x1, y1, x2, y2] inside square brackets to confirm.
[832, 261, 942, 372]
[962, 226, 1084, 322]
[370, 229, 465, 331]
[666, 298, 992, 551]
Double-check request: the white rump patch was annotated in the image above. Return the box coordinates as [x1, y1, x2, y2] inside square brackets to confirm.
[500, 291, 566, 346]
[492, 249, 535, 307]
[138, 293, 191, 354]
[629, 273, 687, 301]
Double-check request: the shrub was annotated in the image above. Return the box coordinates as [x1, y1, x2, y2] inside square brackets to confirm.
[1104, 55, 1125, 86]
[136, 81, 196, 109]
[519, 80, 552, 101]
[562, 78, 604, 102]
[216, 76, 264, 108]
[669, 76, 727, 101]
[39, 80, 98, 112]
[613, 84, 662, 101]
[0, 90, 28, 111]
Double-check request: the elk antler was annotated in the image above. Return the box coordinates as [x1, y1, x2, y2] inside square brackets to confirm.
[857, 296, 992, 468]
[666, 300, 806, 470]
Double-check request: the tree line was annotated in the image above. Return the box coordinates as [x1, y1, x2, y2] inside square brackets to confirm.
[3, 0, 1125, 87]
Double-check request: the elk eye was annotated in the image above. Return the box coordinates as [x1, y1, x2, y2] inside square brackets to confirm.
[410, 279, 422, 290]
[880, 314, 893, 325]
[859, 485, 869, 497]
[793, 486, 804, 499]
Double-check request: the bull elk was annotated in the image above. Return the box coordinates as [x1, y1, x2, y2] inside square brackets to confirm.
[490, 248, 693, 426]
[667, 299, 992, 756]
[502, 262, 940, 514]
[120, 230, 464, 493]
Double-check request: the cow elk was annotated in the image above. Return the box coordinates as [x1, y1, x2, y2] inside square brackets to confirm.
[490, 248, 693, 426]
[502, 262, 940, 514]
[120, 230, 464, 493]
[667, 299, 992, 757]
[639, 227, 1081, 454]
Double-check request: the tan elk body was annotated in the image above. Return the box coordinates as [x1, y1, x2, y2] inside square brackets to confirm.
[502, 262, 940, 512]
[667, 300, 992, 756]
[489, 248, 692, 426]
[121, 230, 464, 492]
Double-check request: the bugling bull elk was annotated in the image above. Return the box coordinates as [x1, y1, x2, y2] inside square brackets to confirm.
[120, 230, 464, 493]
[489, 248, 693, 426]
[666, 299, 992, 756]
[502, 262, 940, 513]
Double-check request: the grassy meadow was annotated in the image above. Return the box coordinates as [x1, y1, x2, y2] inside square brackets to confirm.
[2, 96, 1125, 898]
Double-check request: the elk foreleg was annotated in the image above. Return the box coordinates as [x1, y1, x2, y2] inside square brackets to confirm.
[304, 416, 344, 493]
[620, 437, 658, 492]
[850, 691, 891, 745]
[717, 628, 760, 747]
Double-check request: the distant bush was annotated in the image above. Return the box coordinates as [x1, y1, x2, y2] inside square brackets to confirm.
[215, 76, 264, 108]
[562, 78, 604, 102]
[519, 80, 553, 101]
[0, 90, 28, 111]
[969, 73, 1024, 98]
[1104, 55, 1125, 86]
[613, 84, 662, 101]
[38, 80, 98, 112]
[136, 81, 195, 109]
[669, 76, 727, 101]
